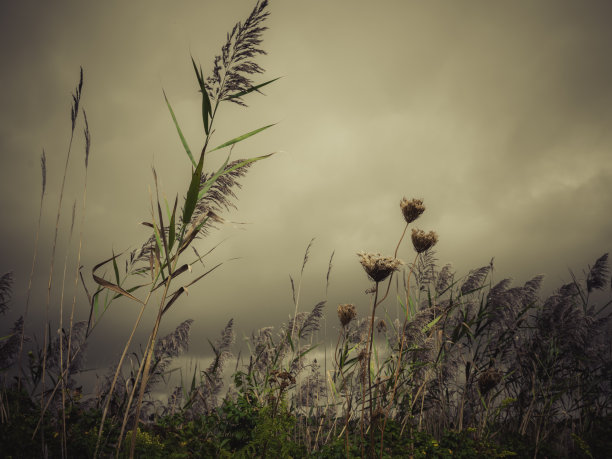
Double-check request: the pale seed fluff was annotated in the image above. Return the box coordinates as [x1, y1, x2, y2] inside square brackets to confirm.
[400, 197, 425, 224]
[411, 229, 439, 253]
[357, 252, 404, 283]
[337, 303, 357, 327]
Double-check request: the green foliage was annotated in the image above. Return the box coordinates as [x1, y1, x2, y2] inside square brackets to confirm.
[238, 399, 306, 458]
[312, 423, 517, 458]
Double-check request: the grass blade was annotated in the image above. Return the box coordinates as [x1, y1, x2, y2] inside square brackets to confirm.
[223, 77, 281, 101]
[163, 90, 196, 167]
[209, 124, 276, 153]
[92, 274, 143, 304]
[182, 153, 205, 225]
[92, 253, 143, 304]
[168, 196, 178, 252]
[191, 56, 212, 135]
[198, 153, 274, 200]
[112, 251, 121, 287]
[162, 286, 185, 315]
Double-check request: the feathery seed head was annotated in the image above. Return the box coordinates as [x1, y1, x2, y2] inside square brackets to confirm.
[357, 252, 403, 283]
[400, 197, 425, 224]
[337, 303, 357, 327]
[411, 229, 438, 253]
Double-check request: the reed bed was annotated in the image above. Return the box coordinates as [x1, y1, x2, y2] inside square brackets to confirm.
[1, 1, 611, 458]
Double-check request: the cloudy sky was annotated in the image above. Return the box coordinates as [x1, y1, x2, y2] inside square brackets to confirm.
[1, 0, 611, 379]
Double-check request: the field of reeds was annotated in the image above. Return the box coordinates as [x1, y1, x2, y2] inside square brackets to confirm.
[1, 2, 611, 458]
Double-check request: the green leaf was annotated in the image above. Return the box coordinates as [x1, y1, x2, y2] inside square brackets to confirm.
[223, 77, 281, 100]
[424, 314, 442, 332]
[93, 290, 100, 319]
[163, 90, 196, 168]
[197, 154, 231, 200]
[178, 215, 209, 254]
[198, 153, 274, 200]
[287, 332, 294, 352]
[112, 251, 120, 287]
[152, 264, 190, 292]
[162, 286, 185, 315]
[92, 274, 143, 304]
[0, 332, 14, 342]
[92, 253, 144, 304]
[182, 153, 204, 225]
[157, 201, 170, 266]
[152, 222, 164, 258]
[191, 56, 212, 135]
[168, 196, 177, 252]
[209, 124, 276, 153]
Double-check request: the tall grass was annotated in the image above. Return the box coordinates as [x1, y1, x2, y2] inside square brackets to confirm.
[1, 1, 611, 458]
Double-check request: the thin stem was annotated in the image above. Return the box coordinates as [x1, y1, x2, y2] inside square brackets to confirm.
[39, 130, 75, 452]
[380, 250, 419, 457]
[334, 327, 350, 458]
[17, 179, 45, 390]
[367, 282, 380, 457]
[93, 295, 151, 458]
[128, 274, 175, 458]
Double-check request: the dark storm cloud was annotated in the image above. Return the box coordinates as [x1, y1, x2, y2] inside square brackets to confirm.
[1, 0, 610, 375]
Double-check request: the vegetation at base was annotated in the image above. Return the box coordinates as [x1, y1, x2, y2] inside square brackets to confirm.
[1, 1, 611, 457]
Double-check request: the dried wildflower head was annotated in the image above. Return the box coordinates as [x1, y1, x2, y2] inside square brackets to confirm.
[357, 252, 403, 283]
[376, 319, 387, 333]
[270, 369, 296, 390]
[372, 405, 385, 425]
[411, 229, 438, 253]
[337, 303, 357, 327]
[478, 366, 502, 396]
[400, 198, 425, 224]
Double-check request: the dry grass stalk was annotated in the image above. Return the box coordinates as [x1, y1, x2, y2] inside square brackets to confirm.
[16, 151, 46, 390]
[38, 68, 83, 457]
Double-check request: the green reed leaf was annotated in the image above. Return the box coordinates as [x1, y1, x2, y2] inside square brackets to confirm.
[191, 56, 212, 135]
[182, 152, 204, 225]
[0, 332, 14, 342]
[198, 153, 274, 200]
[152, 264, 190, 292]
[112, 251, 120, 287]
[162, 286, 185, 315]
[178, 215, 210, 254]
[92, 273, 143, 305]
[197, 153, 231, 200]
[152, 222, 163, 257]
[157, 201, 170, 265]
[93, 292, 100, 319]
[168, 196, 178, 252]
[223, 77, 281, 101]
[163, 90, 196, 168]
[209, 124, 276, 153]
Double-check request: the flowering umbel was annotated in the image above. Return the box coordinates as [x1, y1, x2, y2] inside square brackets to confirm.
[337, 304, 357, 327]
[400, 198, 425, 224]
[411, 229, 438, 253]
[357, 252, 403, 283]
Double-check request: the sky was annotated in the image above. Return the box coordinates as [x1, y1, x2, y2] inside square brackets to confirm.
[1, 1, 611, 384]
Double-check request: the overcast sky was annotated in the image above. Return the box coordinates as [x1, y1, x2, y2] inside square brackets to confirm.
[1, 1, 611, 380]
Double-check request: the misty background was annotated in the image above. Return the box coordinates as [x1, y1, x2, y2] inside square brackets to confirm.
[1, 1, 611, 389]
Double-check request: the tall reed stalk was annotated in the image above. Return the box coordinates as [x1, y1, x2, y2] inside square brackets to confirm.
[38, 68, 83, 457]
[16, 150, 47, 390]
